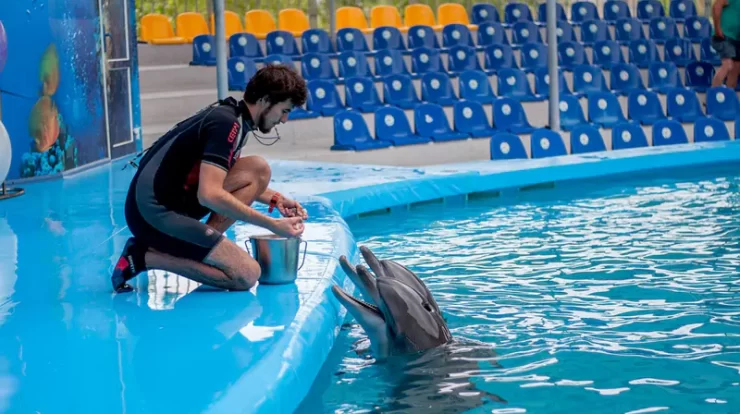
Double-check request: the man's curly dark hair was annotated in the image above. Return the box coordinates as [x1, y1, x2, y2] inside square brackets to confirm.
[243, 64, 308, 108]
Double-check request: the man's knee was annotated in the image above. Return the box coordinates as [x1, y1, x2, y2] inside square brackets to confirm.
[243, 155, 271, 191]
[205, 239, 262, 290]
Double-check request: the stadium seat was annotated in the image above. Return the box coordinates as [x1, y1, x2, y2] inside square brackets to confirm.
[537, 3, 568, 24]
[302, 53, 338, 82]
[420, 72, 458, 106]
[411, 47, 447, 75]
[592, 40, 625, 68]
[374, 49, 415, 78]
[665, 87, 704, 122]
[580, 19, 611, 45]
[338, 51, 375, 80]
[373, 26, 408, 53]
[405, 4, 443, 31]
[534, 67, 574, 97]
[664, 38, 697, 67]
[627, 89, 666, 124]
[447, 45, 483, 74]
[628, 39, 659, 68]
[478, 22, 509, 48]
[555, 20, 576, 43]
[700, 38, 722, 65]
[209, 11, 243, 39]
[558, 41, 587, 70]
[685, 61, 715, 92]
[652, 119, 689, 146]
[229, 33, 264, 62]
[493, 97, 535, 134]
[531, 128, 568, 158]
[604, 1, 632, 23]
[504, 3, 534, 26]
[669, 0, 697, 22]
[615, 18, 646, 44]
[611, 122, 649, 150]
[569, 124, 607, 154]
[414, 103, 470, 141]
[337, 6, 373, 34]
[571, 1, 600, 25]
[307, 80, 344, 116]
[227, 57, 257, 90]
[371, 6, 407, 32]
[694, 117, 731, 142]
[288, 94, 319, 120]
[264, 54, 295, 67]
[344, 77, 383, 113]
[332, 110, 392, 151]
[337, 28, 374, 55]
[497, 68, 544, 102]
[520, 43, 548, 72]
[637, 0, 665, 22]
[483, 44, 517, 74]
[302, 29, 336, 55]
[684, 16, 711, 41]
[558, 95, 590, 131]
[438, 3, 478, 30]
[706, 86, 740, 121]
[141, 14, 187, 44]
[374, 106, 431, 146]
[278, 8, 310, 36]
[175, 12, 209, 42]
[190, 35, 216, 66]
[266, 30, 300, 58]
[588, 92, 629, 128]
[458, 70, 496, 104]
[648, 61, 683, 93]
[382, 74, 422, 109]
[442, 24, 477, 50]
[610, 63, 645, 95]
[472, 4, 502, 25]
[649, 17, 677, 44]
[407, 25, 441, 49]
[573, 64, 609, 95]
[490, 132, 528, 160]
[453, 100, 497, 138]
[245, 10, 276, 40]
[512, 21, 542, 46]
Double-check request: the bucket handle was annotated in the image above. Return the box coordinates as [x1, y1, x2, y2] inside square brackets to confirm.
[244, 239, 250, 256]
[298, 240, 308, 270]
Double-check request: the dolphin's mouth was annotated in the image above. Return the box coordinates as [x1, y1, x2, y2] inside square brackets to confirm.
[331, 285, 382, 317]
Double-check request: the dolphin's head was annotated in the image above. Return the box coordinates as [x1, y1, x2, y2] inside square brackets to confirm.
[331, 246, 452, 358]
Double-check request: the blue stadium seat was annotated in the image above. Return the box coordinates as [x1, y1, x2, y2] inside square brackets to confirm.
[569, 124, 607, 154]
[337, 28, 373, 55]
[665, 87, 704, 122]
[227, 57, 257, 90]
[374, 106, 431, 146]
[652, 119, 689, 146]
[420, 72, 458, 106]
[338, 51, 375, 80]
[571, 1, 600, 25]
[534, 67, 574, 97]
[700, 38, 722, 65]
[664, 38, 697, 67]
[382, 74, 421, 109]
[685, 61, 715, 92]
[610, 63, 645, 95]
[229, 32, 264, 62]
[649, 17, 677, 44]
[637, 0, 665, 22]
[558, 95, 590, 131]
[588, 91, 629, 127]
[493, 97, 535, 134]
[504, 3, 534, 26]
[497, 68, 544, 102]
[483, 44, 517, 74]
[408, 25, 440, 50]
[490, 132, 528, 160]
[684, 16, 711, 41]
[558, 41, 587, 70]
[592, 40, 625, 68]
[301, 53, 338, 82]
[604, 0, 632, 23]
[477, 22, 509, 47]
[266, 30, 300, 58]
[307, 79, 344, 116]
[453, 100, 497, 138]
[706, 86, 740, 121]
[472, 4, 501, 25]
[331, 110, 392, 151]
[615, 18, 645, 44]
[694, 116, 731, 142]
[537, 2, 568, 24]
[512, 21, 542, 46]
[611, 122, 649, 150]
[627, 89, 666, 124]
[414, 103, 470, 141]
[669, 0, 697, 22]
[288, 94, 320, 120]
[648, 61, 683, 93]
[458, 70, 496, 104]
[373, 26, 408, 53]
[580, 19, 611, 45]
[264, 54, 295, 67]
[411, 47, 447, 76]
[447, 45, 483, 74]
[555, 20, 576, 43]
[573, 64, 609, 95]
[531, 128, 568, 158]
[344, 77, 383, 112]
[191, 35, 217, 66]
[628, 39, 659, 68]
[301, 29, 335, 55]
[520, 43, 548, 72]
[374, 48, 415, 78]
[442, 24, 478, 50]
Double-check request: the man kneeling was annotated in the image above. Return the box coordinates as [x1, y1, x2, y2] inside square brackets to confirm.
[112, 65, 309, 293]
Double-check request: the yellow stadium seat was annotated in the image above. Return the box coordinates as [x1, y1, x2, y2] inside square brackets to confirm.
[279, 8, 310, 36]
[370, 5, 408, 32]
[140, 14, 188, 45]
[336, 6, 374, 34]
[210, 11, 244, 39]
[437, 3, 478, 30]
[404, 4, 443, 31]
[245, 10, 276, 40]
[176, 12, 209, 42]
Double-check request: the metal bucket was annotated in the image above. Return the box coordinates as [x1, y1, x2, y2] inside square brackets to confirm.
[245, 235, 307, 285]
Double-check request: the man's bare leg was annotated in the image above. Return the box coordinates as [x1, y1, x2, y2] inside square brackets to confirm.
[727, 61, 740, 89]
[712, 58, 734, 87]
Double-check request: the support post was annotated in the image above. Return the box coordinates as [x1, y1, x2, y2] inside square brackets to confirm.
[213, 0, 228, 100]
[546, 0, 560, 132]
[329, 0, 336, 44]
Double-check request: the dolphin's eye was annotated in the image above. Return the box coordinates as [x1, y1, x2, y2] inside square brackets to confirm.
[423, 302, 434, 312]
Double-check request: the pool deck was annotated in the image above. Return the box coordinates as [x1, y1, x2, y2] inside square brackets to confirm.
[2, 141, 740, 413]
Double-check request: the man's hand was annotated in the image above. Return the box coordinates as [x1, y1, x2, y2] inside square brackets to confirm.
[277, 196, 309, 220]
[270, 217, 305, 238]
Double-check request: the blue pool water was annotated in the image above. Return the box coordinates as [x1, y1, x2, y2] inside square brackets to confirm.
[300, 166, 740, 413]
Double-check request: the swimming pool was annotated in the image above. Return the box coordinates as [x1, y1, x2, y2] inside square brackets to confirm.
[300, 164, 740, 413]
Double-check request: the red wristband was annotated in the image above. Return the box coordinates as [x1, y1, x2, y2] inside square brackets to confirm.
[268, 192, 281, 213]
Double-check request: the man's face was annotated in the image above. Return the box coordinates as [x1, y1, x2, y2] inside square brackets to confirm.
[257, 99, 293, 133]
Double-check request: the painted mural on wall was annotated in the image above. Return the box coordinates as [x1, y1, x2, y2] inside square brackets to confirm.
[0, 0, 133, 181]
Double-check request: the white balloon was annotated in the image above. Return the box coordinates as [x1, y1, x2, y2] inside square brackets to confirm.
[0, 120, 11, 184]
